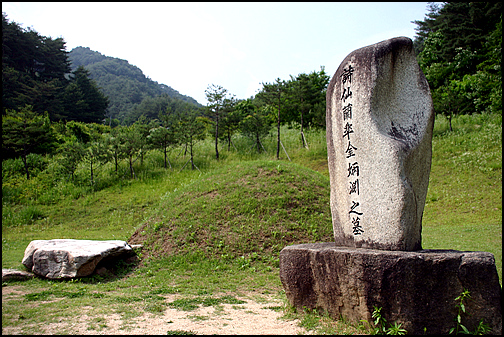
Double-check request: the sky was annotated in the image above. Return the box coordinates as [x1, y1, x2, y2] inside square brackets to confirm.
[2, 2, 431, 105]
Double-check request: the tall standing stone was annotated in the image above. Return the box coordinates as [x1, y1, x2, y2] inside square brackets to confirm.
[326, 37, 434, 251]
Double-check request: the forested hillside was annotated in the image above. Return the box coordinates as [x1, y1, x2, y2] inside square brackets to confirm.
[68, 47, 201, 124]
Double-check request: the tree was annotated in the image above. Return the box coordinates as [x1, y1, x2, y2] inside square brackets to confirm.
[236, 99, 274, 153]
[2, 13, 71, 117]
[2, 105, 57, 179]
[411, 2, 442, 55]
[118, 124, 144, 179]
[205, 84, 233, 160]
[414, 2, 502, 118]
[175, 107, 207, 171]
[148, 126, 176, 169]
[57, 138, 85, 181]
[83, 139, 109, 186]
[285, 67, 330, 146]
[218, 96, 240, 151]
[103, 127, 127, 172]
[61, 66, 109, 123]
[257, 79, 287, 160]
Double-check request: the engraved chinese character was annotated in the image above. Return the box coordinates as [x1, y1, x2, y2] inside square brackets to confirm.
[345, 141, 357, 158]
[347, 162, 359, 177]
[349, 201, 363, 215]
[342, 103, 352, 120]
[349, 179, 359, 195]
[341, 87, 353, 102]
[340, 65, 354, 84]
[352, 217, 364, 235]
[342, 122, 354, 140]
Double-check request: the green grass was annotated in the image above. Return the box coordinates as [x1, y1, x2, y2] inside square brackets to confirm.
[2, 114, 502, 334]
[422, 113, 502, 279]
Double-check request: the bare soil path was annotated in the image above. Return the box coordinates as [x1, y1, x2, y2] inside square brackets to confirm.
[2, 286, 310, 335]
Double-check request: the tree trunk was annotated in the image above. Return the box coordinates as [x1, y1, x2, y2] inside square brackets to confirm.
[227, 129, 232, 151]
[22, 152, 30, 180]
[114, 153, 118, 172]
[301, 109, 309, 148]
[190, 138, 195, 170]
[215, 119, 219, 160]
[90, 158, 94, 186]
[163, 146, 167, 169]
[276, 105, 281, 160]
[129, 155, 134, 179]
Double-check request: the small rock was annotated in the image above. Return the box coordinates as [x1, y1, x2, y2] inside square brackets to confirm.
[2, 268, 35, 282]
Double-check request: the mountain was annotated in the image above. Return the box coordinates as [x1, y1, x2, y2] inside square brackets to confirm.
[68, 47, 201, 123]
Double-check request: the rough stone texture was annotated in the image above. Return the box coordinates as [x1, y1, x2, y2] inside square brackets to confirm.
[22, 239, 134, 279]
[2, 268, 35, 282]
[280, 243, 502, 335]
[326, 36, 434, 251]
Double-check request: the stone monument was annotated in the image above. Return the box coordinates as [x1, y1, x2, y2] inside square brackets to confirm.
[279, 37, 502, 334]
[326, 36, 433, 251]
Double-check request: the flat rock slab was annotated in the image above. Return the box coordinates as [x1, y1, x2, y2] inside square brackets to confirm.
[280, 243, 502, 335]
[2, 268, 35, 282]
[22, 239, 134, 279]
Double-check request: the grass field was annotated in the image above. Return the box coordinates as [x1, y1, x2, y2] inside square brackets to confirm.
[2, 113, 501, 334]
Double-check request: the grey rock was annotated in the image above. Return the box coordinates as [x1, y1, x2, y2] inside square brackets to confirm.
[22, 239, 134, 279]
[2, 268, 35, 282]
[280, 243, 502, 335]
[326, 36, 434, 251]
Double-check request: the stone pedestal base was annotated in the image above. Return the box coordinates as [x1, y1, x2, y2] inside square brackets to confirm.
[279, 243, 502, 335]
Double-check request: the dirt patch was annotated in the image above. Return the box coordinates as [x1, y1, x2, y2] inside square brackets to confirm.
[2, 289, 310, 335]
[2, 285, 28, 297]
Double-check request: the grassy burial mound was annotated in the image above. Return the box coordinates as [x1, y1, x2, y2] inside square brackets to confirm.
[129, 160, 333, 263]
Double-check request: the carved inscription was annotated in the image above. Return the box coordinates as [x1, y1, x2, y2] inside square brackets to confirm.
[339, 65, 363, 235]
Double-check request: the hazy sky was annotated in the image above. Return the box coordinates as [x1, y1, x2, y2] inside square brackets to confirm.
[2, 2, 430, 105]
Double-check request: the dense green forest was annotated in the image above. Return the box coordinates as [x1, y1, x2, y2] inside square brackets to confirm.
[2, 2, 502, 183]
[413, 2, 501, 128]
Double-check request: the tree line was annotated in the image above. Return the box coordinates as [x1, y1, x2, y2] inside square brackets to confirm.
[2, 65, 329, 180]
[3, 2, 502, 182]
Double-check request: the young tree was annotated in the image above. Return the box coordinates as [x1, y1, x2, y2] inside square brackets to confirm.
[2, 105, 57, 179]
[118, 124, 144, 179]
[218, 96, 240, 151]
[103, 127, 127, 173]
[204, 84, 233, 160]
[57, 138, 85, 181]
[236, 99, 274, 153]
[285, 67, 330, 146]
[257, 78, 287, 160]
[133, 116, 157, 165]
[176, 107, 206, 171]
[82, 139, 109, 186]
[147, 109, 179, 170]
